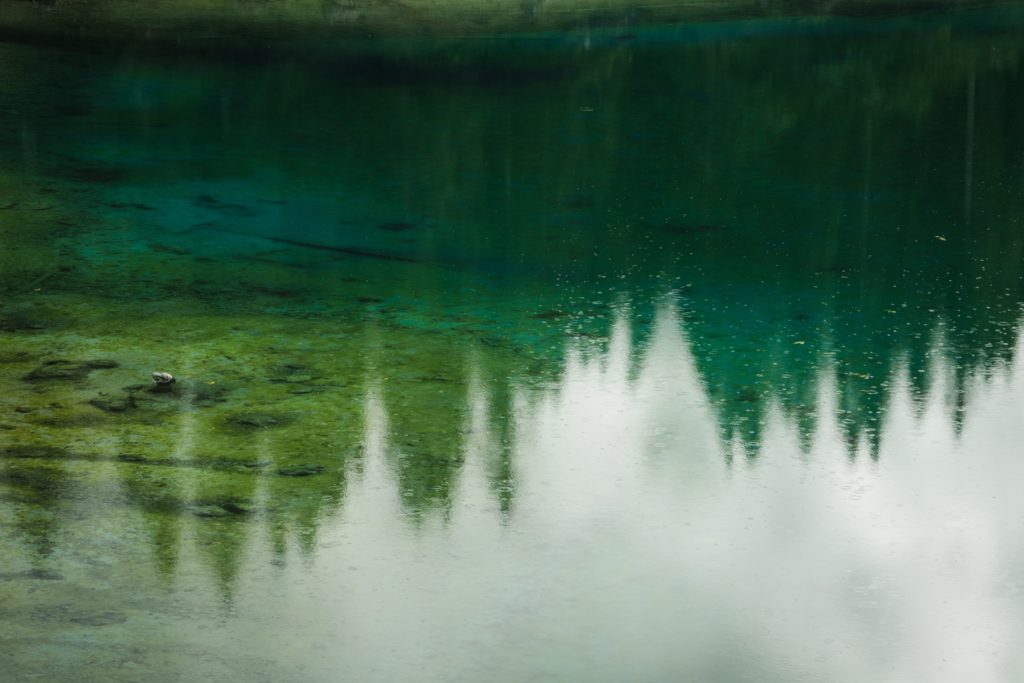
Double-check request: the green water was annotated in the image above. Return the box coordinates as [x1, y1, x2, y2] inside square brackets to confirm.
[3, 8, 1024, 681]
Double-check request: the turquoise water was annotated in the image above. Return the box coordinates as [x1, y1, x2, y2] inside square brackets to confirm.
[3, 8, 1024, 681]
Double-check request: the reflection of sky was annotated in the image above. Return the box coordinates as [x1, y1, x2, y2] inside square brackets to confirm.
[248, 305, 1023, 682]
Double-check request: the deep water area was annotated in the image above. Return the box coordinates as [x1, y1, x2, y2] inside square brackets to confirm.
[3, 7, 1024, 682]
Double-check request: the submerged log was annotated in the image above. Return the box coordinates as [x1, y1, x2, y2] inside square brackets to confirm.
[186, 225, 427, 265]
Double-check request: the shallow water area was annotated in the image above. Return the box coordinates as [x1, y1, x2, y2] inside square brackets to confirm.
[3, 8, 1024, 682]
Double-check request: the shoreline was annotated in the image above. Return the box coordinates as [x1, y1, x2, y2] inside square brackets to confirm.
[0, 0, 1018, 53]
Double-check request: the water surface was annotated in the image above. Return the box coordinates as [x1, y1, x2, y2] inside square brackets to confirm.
[3, 9, 1024, 682]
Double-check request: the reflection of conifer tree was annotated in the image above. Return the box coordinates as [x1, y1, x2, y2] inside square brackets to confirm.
[148, 511, 180, 581]
[379, 333, 471, 520]
[194, 517, 249, 607]
[118, 467, 184, 581]
[472, 350, 520, 519]
[264, 465, 351, 562]
[1, 460, 68, 561]
[259, 356, 367, 565]
[584, 276, 1023, 463]
[192, 471, 257, 605]
[486, 386, 517, 519]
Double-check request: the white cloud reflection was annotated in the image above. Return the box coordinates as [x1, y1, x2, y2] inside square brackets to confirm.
[246, 302, 1022, 683]
[58, 303, 1014, 682]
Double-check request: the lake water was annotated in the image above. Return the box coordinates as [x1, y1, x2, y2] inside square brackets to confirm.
[3, 8, 1024, 681]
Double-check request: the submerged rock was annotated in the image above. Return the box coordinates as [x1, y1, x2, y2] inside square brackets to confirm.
[226, 412, 291, 429]
[123, 378, 228, 407]
[239, 458, 272, 471]
[288, 386, 323, 395]
[267, 363, 321, 385]
[152, 371, 175, 386]
[31, 414, 113, 428]
[251, 285, 302, 299]
[23, 359, 119, 382]
[189, 499, 255, 518]
[1, 445, 73, 460]
[191, 505, 231, 518]
[109, 201, 154, 211]
[276, 464, 325, 477]
[187, 382, 228, 406]
[218, 500, 255, 515]
[26, 568, 64, 581]
[68, 611, 127, 626]
[0, 314, 46, 332]
[88, 396, 136, 413]
[0, 568, 64, 581]
[0, 466, 65, 493]
[194, 194, 255, 217]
